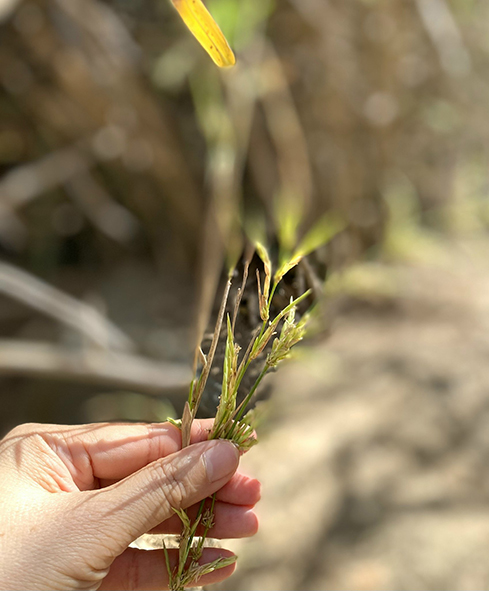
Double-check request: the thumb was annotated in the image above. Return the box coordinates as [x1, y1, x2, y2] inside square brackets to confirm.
[72, 439, 239, 560]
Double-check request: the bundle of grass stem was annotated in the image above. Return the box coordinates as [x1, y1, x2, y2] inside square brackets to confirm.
[164, 243, 313, 590]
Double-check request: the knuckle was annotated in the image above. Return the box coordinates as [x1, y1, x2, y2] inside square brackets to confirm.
[7, 422, 42, 438]
[149, 460, 190, 509]
[2, 424, 48, 453]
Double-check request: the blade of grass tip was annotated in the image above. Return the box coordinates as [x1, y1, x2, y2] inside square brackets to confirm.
[192, 278, 232, 413]
[255, 242, 271, 304]
[170, 0, 236, 68]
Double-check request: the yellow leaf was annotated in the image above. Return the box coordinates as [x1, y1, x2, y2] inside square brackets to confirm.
[171, 0, 236, 68]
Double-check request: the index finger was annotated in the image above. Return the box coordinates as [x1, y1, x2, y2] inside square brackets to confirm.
[39, 419, 215, 490]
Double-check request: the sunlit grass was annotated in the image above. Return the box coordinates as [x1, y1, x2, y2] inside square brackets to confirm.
[170, 0, 235, 67]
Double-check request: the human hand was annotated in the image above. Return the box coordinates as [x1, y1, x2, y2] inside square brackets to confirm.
[0, 420, 260, 590]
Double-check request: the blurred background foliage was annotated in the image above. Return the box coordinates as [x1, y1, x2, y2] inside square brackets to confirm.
[0, 0, 488, 442]
[2, 0, 489, 587]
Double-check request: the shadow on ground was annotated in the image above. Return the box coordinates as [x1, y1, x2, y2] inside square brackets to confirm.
[214, 238, 489, 591]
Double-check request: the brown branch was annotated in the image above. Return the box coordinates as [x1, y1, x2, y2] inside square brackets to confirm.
[0, 340, 191, 394]
[0, 262, 133, 351]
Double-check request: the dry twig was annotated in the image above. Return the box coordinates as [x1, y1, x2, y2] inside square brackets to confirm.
[0, 340, 190, 393]
[0, 262, 133, 351]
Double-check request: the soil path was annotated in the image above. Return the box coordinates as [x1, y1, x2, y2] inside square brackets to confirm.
[215, 238, 489, 591]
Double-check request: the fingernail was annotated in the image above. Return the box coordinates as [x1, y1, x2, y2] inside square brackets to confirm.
[203, 440, 239, 483]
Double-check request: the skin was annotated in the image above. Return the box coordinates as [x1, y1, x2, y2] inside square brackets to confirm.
[0, 419, 260, 590]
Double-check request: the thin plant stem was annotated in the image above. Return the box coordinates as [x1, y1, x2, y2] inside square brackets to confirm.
[191, 278, 232, 413]
[168, 244, 314, 589]
[232, 287, 311, 413]
[162, 539, 173, 588]
[194, 494, 217, 557]
[268, 281, 278, 308]
[233, 365, 268, 423]
[231, 247, 253, 333]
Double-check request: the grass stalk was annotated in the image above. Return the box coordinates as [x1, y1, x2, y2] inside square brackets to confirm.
[166, 244, 314, 589]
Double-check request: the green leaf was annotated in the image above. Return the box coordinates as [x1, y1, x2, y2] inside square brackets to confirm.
[294, 213, 345, 258]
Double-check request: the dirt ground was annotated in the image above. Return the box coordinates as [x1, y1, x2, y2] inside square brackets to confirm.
[211, 237, 489, 591]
